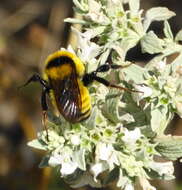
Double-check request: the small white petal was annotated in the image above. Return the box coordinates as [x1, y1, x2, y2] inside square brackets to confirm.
[124, 183, 134, 190]
[70, 135, 81, 145]
[90, 162, 109, 180]
[136, 84, 153, 98]
[60, 162, 78, 176]
[133, 84, 153, 102]
[155, 59, 166, 71]
[97, 143, 113, 161]
[122, 128, 141, 144]
[48, 153, 62, 167]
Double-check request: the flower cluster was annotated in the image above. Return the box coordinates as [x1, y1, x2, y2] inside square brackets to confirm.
[28, 0, 182, 190]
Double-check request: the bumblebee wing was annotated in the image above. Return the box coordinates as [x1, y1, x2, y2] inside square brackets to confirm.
[50, 68, 83, 122]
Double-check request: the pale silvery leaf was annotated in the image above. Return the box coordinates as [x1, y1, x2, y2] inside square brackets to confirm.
[117, 169, 131, 188]
[175, 29, 182, 42]
[70, 172, 102, 188]
[88, 0, 101, 14]
[156, 135, 182, 161]
[90, 162, 109, 181]
[148, 161, 174, 179]
[64, 18, 88, 25]
[73, 0, 88, 12]
[98, 49, 111, 66]
[163, 21, 173, 40]
[72, 149, 86, 171]
[102, 91, 121, 124]
[122, 64, 145, 84]
[60, 161, 78, 176]
[140, 31, 164, 54]
[106, 0, 124, 18]
[27, 139, 47, 150]
[83, 26, 105, 39]
[84, 0, 109, 24]
[112, 44, 125, 61]
[139, 177, 156, 190]
[122, 128, 141, 144]
[143, 7, 176, 32]
[150, 108, 168, 135]
[129, 0, 140, 15]
[120, 29, 141, 56]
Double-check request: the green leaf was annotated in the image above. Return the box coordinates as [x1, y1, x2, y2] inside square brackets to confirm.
[163, 21, 173, 40]
[155, 136, 182, 160]
[140, 31, 164, 54]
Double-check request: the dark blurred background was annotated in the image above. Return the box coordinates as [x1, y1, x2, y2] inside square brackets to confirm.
[0, 0, 182, 190]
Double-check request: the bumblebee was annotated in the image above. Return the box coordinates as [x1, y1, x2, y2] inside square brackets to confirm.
[23, 50, 137, 124]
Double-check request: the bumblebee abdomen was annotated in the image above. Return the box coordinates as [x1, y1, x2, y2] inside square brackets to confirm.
[77, 80, 91, 122]
[58, 80, 91, 123]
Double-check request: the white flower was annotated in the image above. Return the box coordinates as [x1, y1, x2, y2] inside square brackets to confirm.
[136, 84, 152, 98]
[122, 128, 141, 144]
[96, 143, 113, 161]
[95, 143, 119, 169]
[70, 135, 81, 145]
[133, 84, 153, 102]
[60, 161, 78, 176]
[72, 27, 102, 64]
[155, 59, 166, 71]
[124, 183, 134, 190]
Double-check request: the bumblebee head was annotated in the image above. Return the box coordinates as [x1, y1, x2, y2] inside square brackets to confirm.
[44, 51, 85, 79]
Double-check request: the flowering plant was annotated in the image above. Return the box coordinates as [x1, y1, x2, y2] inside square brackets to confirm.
[28, 0, 182, 189]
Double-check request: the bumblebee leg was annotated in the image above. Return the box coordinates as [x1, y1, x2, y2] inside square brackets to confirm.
[41, 88, 50, 141]
[96, 63, 132, 73]
[20, 74, 51, 141]
[19, 73, 49, 89]
[93, 76, 142, 93]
